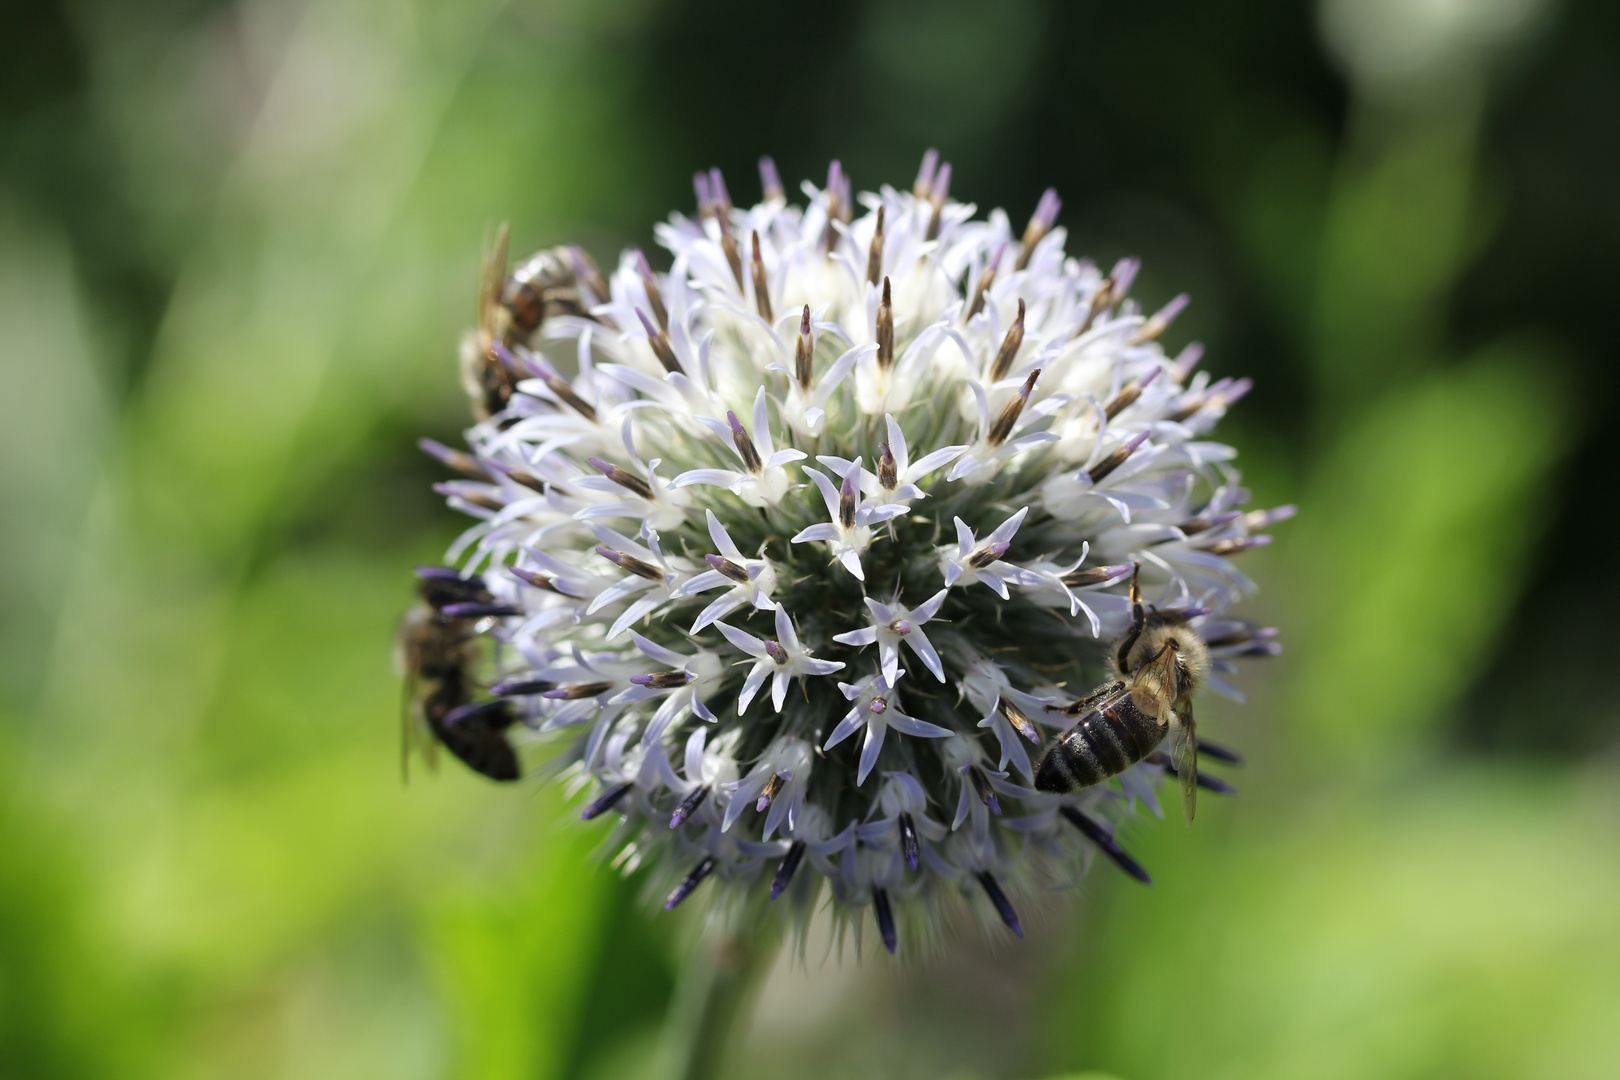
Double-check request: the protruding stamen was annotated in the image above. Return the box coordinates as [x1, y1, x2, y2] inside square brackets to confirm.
[878, 442, 898, 490]
[508, 346, 597, 421]
[866, 206, 886, 286]
[582, 782, 633, 821]
[509, 566, 562, 593]
[913, 148, 939, 199]
[759, 155, 784, 201]
[873, 888, 897, 953]
[664, 855, 716, 910]
[823, 160, 848, 254]
[898, 812, 919, 871]
[434, 483, 504, 513]
[727, 410, 764, 473]
[419, 438, 491, 481]
[839, 467, 858, 529]
[1244, 504, 1297, 530]
[968, 765, 1002, 815]
[491, 678, 556, 696]
[692, 171, 713, 217]
[875, 278, 894, 370]
[764, 640, 787, 664]
[967, 541, 1010, 570]
[1002, 700, 1040, 744]
[1084, 431, 1150, 485]
[543, 682, 614, 700]
[1104, 366, 1161, 420]
[976, 871, 1023, 937]
[1062, 563, 1133, 588]
[721, 229, 744, 292]
[1128, 293, 1189, 345]
[1197, 738, 1244, 765]
[595, 546, 664, 581]
[485, 460, 547, 494]
[442, 700, 512, 727]
[704, 552, 750, 584]
[964, 246, 1003, 323]
[925, 162, 951, 242]
[631, 671, 691, 689]
[988, 299, 1026, 382]
[1203, 535, 1271, 556]
[1175, 510, 1243, 537]
[794, 306, 814, 390]
[670, 785, 709, 828]
[750, 231, 772, 323]
[441, 601, 524, 619]
[886, 618, 912, 636]
[755, 773, 785, 812]
[1171, 341, 1204, 380]
[631, 310, 683, 378]
[1014, 187, 1061, 271]
[1076, 272, 1118, 337]
[770, 841, 806, 899]
[987, 368, 1039, 448]
[635, 250, 668, 333]
[588, 457, 655, 500]
[708, 166, 733, 220]
[1058, 805, 1152, 884]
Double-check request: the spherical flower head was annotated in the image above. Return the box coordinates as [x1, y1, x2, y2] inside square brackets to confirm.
[407, 152, 1291, 955]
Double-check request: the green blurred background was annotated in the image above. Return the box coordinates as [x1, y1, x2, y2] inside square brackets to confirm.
[2, 0, 1618, 1077]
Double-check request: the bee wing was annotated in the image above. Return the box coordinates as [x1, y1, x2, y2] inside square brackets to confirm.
[480, 222, 510, 335]
[1169, 696, 1197, 824]
[399, 670, 440, 784]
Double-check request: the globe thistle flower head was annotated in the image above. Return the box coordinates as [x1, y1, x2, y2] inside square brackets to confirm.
[407, 152, 1290, 956]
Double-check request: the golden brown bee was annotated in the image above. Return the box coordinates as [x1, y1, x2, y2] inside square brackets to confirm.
[396, 566, 522, 782]
[1034, 564, 1209, 822]
[460, 224, 605, 421]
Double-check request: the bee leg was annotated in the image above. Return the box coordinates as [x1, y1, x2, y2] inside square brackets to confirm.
[1115, 562, 1145, 673]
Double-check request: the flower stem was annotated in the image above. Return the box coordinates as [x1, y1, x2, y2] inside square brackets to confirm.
[660, 928, 775, 1080]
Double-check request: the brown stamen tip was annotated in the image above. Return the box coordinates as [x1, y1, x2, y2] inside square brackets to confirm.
[987, 368, 1039, 447]
[988, 299, 1026, 382]
[750, 231, 773, 323]
[705, 553, 751, 583]
[595, 546, 665, 582]
[635, 250, 669, 333]
[588, 457, 655, 501]
[794, 306, 814, 390]
[721, 229, 744, 292]
[968, 765, 1002, 815]
[876, 277, 895, 370]
[964, 247, 1002, 324]
[636, 309, 682, 374]
[1104, 368, 1158, 421]
[727, 411, 764, 474]
[1077, 276, 1115, 337]
[755, 773, 785, 812]
[878, 442, 898, 490]
[866, 206, 886, 286]
[1002, 700, 1040, 744]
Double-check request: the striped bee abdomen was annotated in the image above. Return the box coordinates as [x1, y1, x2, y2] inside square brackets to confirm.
[1034, 693, 1168, 794]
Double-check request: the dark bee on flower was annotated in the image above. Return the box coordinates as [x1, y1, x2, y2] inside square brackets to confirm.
[459, 224, 608, 420]
[396, 566, 523, 782]
[1035, 564, 1210, 822]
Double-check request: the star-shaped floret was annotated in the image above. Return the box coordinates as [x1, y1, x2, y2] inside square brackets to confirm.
[716, 606, 844, 715]
[940, 508, 1039, 598]
[790, 458, 908, 580]
[672, 386, 806, 507]
[832, 589, 949, 684]
[826, 673, 952, 785]
[672, 510, 779, 631]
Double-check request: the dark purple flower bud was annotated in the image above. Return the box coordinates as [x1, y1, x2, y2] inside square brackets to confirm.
[976, 871, 1023, 938]
[664, 855, 717, 910]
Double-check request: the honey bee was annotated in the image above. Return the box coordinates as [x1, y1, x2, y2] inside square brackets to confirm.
[1034, 564, 1208, 822]
[397, 566, 522, 782]
[461, 224, 602, 420]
